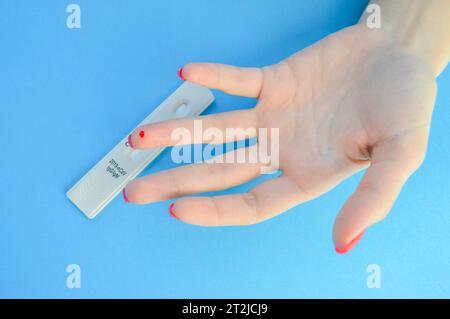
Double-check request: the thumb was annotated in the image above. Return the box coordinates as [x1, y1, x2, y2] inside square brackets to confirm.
[333, 132, 427, 254]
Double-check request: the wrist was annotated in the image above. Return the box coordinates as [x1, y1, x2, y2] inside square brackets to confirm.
[359, 0, 450, 76]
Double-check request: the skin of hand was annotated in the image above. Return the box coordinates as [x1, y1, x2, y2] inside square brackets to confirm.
[124, 1, 449, 253]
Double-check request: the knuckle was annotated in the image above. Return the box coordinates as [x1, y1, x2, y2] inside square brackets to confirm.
[242, 192, 261, 224]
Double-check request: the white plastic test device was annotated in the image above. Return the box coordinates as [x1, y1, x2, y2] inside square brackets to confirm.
[67, 82, 214, 219]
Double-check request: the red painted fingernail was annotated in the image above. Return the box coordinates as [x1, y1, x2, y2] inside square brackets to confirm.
[177, 67, 185, 81]
[122, 189, 130, 203]
[127, 134, 134, 149]
[335, 229, 366, 254]
[139, 130, 145, 138]
[169, 203, 179, 219]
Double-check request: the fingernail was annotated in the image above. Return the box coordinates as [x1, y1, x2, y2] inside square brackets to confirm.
[335, 229, 366, 254]
[169, 203, 179, 219]
[122, 188, 130, 203]
[127, 134, 134, 149]
[177, 67, 185, 81]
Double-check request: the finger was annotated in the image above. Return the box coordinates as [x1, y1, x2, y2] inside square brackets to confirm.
[128, 108, 258, 149]
[124, 146, 270, 204]
[169, 175, 308, 226]
[333, 136, 426, 254]
[180, 62, 264, 98]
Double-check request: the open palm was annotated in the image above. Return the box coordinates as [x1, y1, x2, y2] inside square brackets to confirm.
[125, 24, 437, 253]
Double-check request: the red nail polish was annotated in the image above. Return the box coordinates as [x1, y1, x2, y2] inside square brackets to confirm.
[169, 203, 179, 219]
[122, 189, 130, 203]
[139, 130, 145, 138]
[127, 134, 134, 149]
[335, 229, 366, 254]
[177, 67, 185, 81]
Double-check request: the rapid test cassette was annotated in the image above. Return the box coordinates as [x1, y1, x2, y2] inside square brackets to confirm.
[67, 82, 215, 219]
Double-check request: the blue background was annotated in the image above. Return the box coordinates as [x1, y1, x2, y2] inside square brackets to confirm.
[0, 0, 449, 298]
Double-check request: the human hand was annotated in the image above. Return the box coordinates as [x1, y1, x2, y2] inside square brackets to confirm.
[124, 1, 448, 253]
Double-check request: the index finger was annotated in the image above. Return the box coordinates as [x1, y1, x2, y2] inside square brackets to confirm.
[180, 62, 264, 98]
